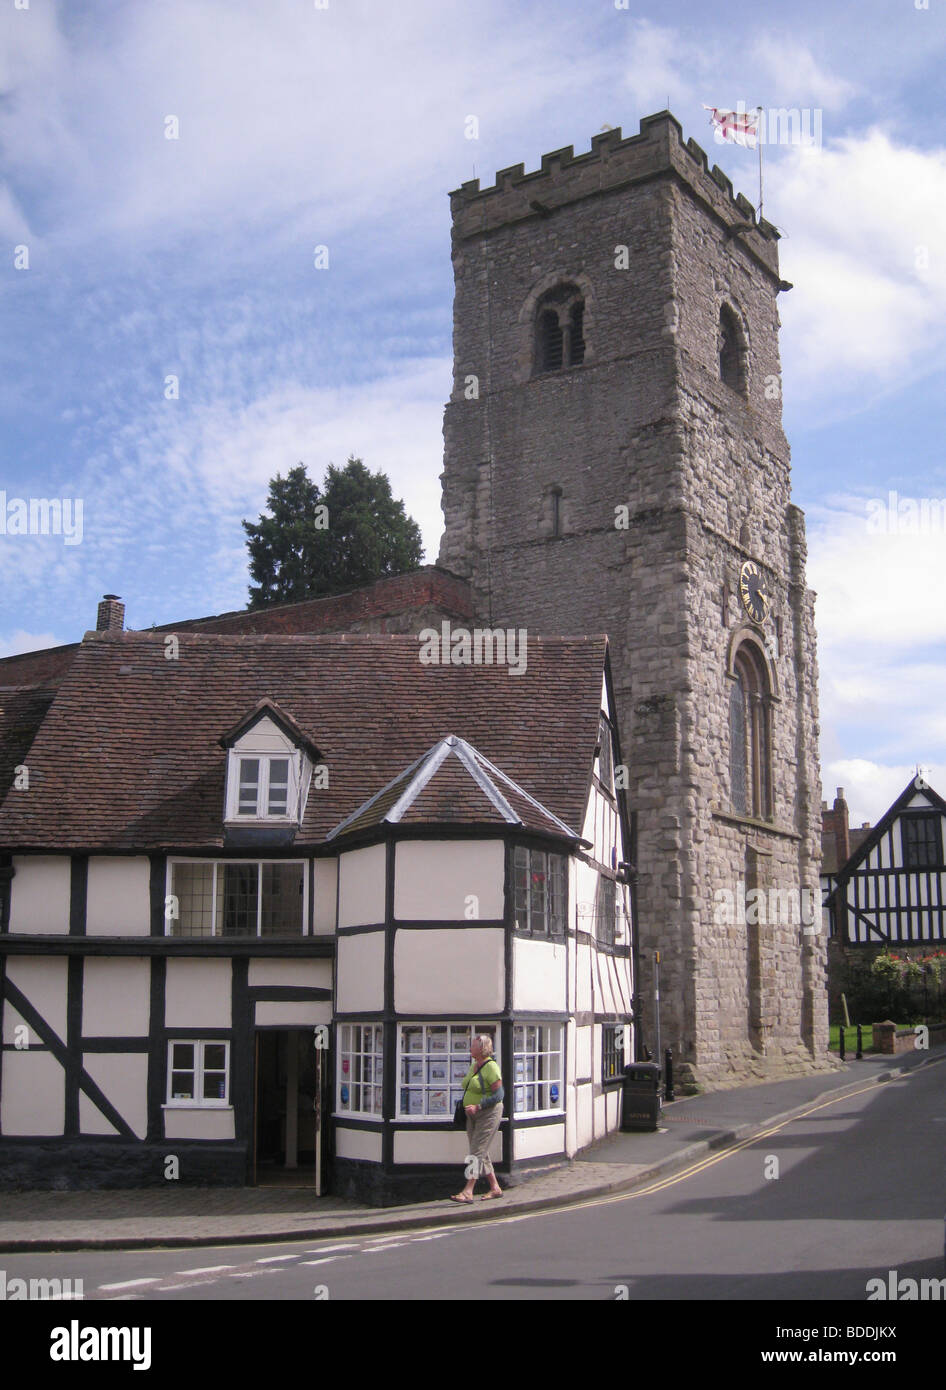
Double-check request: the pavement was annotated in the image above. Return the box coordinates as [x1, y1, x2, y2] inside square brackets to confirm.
[0, 1049, 941, 1252]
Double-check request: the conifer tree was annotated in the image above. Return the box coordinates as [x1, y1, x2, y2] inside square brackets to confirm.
[243, 458, 423, 609]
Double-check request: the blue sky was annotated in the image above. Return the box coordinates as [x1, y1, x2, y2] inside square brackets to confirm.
[1, 0, 944, 827]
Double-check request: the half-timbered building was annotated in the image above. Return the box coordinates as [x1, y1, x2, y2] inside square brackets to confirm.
[0, 628, 635, 1202]
[824, 778, 946, 947]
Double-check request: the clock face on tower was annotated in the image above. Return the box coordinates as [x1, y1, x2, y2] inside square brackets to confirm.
[739, 560, 769, 624]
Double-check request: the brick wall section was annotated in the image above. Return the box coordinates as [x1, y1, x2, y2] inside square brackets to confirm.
[0, 645, 78, 690]
[438, 111, 827, 1089]
[159, 566, 475, 636]
[0, 569, 475, 691]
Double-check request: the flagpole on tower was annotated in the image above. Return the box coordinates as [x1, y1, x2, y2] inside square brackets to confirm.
[757, 105, 764, 222]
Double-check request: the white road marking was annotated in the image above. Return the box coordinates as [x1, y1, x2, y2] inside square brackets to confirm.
[305, 1243, 360, 1253]
[255, 1253, 299, 1263]
[301, 1257, 347, 1267]
[154, 1279, 217, 1291]
[176, 1264, 235, 1275]
[98, 1278, 162, 1291]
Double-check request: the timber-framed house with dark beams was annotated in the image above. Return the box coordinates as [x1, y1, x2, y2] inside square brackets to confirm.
[824, 777, 946, 947]
[0, 629, 636, 1203]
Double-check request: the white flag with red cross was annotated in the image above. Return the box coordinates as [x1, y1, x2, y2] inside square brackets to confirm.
[702, 105, 759, 149]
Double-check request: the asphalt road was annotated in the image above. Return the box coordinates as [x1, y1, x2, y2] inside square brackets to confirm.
[4, 1058, 945, 1303]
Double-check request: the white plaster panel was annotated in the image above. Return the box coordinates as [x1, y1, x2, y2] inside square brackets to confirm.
[10, 856, 71, 934]
[394, 928, 504, 1013]
[248, 959, 332, 989]
[596, 956, 619, 1015]
[164, 959, 232, 1028]
[1, 1002, 29, 1047]
[235, 715, 289, 752]
[1, 1051, 65, 1134]
[594, 1092, 607, 1136]
[576, 1083, 593, 1150]
[86, 857, 151, 936]
[576, 1023, 593, 1081]
[575, 859, 599, 935]
[82, 959, 151, 1037]
[512, 937, 567, 1011]
[3, 957, 68, 1041]
[335, 1127, 383, 1162]
[394, 840, 504, 921]
[255, 1001, 333, 1027]
[337, 844, 386, 928]
[163, 1108, 236, 1140]
[336, 931, 385, 1013]
[313, 859, 338, 934]
[576, 943, 593, 1012]
[513, 1122, 566, 1160]
[393, 1128, 500, 1164]
[79, 1091, 119, 1135]
[84, 1054, 149, 1139]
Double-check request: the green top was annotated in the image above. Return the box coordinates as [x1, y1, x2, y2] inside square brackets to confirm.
[461, 1058, 502, 1108]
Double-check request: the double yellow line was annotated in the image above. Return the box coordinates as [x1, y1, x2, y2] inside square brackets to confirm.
[452, 1056, 946, 1230]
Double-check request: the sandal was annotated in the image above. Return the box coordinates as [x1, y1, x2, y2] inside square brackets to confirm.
[450, 1193, 474, 1203]
[480, 1189, 504, 1200]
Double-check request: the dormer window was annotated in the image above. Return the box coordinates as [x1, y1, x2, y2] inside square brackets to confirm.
[237, 756, 292, 818]
[220, 700, 320, 828]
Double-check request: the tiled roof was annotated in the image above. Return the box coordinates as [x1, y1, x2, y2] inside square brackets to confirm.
[0, 686, 58, 798]
[0, 631, 607, 850]
[328, 735, 584, 842]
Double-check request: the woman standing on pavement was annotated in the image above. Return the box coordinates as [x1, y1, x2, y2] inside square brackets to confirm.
[451, 1034, 504, 1203]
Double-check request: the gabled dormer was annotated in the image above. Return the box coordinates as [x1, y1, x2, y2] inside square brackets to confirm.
[219, 699, 319, 829]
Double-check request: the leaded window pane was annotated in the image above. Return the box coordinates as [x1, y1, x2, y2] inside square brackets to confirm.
[730, 674, 748, 816]
[222, 863, 258, 936]
[260, 862, 304, 936]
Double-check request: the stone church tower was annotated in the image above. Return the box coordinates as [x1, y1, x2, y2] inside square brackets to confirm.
[438, 112, 828, 1088]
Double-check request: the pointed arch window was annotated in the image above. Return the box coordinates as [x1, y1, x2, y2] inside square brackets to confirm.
[534, 284, 586, 375]
[730, 644, 772, 819]
[719, 304, 747, 394]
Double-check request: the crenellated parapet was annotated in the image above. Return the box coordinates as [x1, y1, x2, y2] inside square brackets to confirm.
[450, 110, 781, 278]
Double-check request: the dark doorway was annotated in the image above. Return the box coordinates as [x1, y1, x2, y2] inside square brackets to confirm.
[254, 1029, 323, 1187]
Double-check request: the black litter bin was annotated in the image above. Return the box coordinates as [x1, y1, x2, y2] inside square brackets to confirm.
[620, 1061, 662, 1132]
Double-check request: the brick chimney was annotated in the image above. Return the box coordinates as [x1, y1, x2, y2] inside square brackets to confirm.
[96, 594, 125, 632]
[824, 787, 850, 867]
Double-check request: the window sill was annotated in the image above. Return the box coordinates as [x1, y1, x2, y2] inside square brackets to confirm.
[712, 809, 801, 840]
[162, 1103, 233, 1111]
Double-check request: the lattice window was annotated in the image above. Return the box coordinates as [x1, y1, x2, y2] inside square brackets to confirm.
[903, 813, 942, 869]
[730, 645, 772, 819]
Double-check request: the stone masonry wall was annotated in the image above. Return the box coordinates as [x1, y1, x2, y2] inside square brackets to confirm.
[438, 113, 828, 1088]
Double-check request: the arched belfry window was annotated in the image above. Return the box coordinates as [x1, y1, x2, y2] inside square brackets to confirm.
[719, 304, 747, 394]
[730, 644, 771, 819]
[535, 284, 586, 375]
